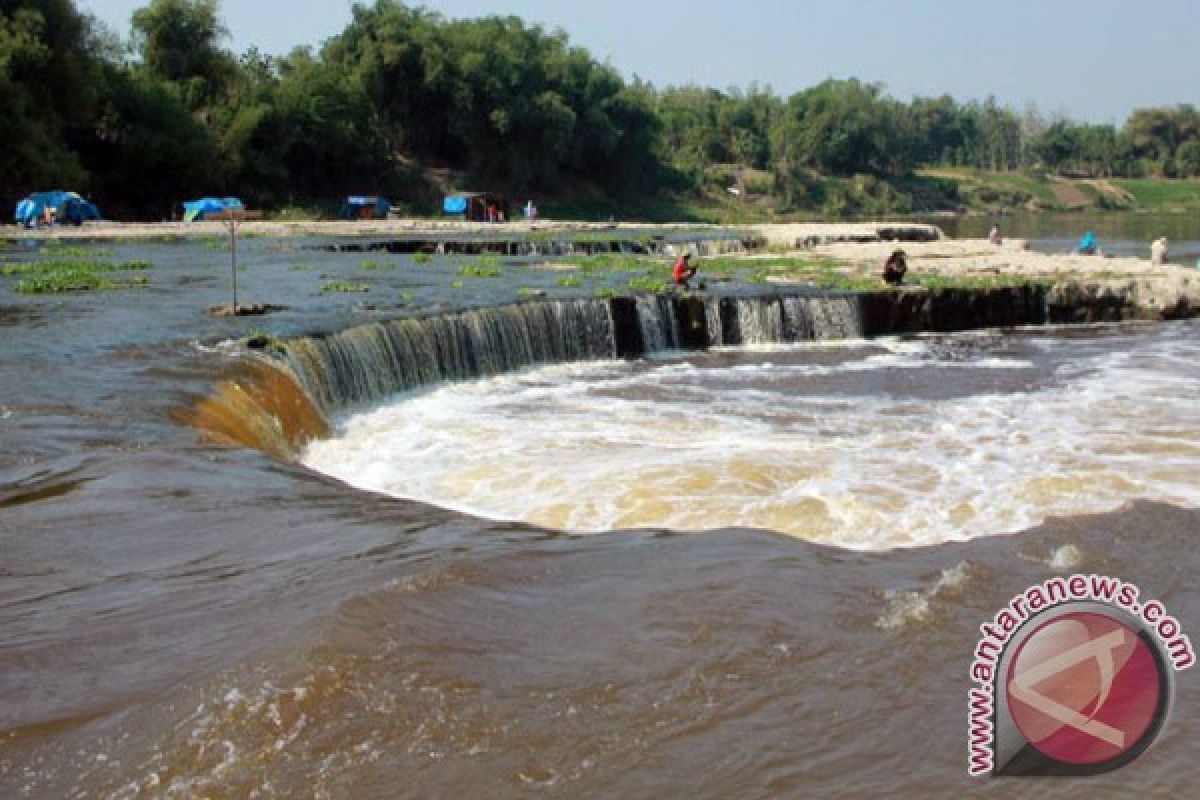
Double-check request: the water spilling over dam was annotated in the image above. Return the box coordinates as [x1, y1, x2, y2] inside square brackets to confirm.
[275, 286, 1045, 418]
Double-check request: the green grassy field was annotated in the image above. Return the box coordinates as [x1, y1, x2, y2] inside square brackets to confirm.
[1111, 179, 1200, 210]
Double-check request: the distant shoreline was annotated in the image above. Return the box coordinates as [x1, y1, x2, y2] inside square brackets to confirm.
[0, 219, 943, 244]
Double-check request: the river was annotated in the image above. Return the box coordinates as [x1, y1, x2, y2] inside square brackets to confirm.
[1, 231, 1198, 798]
[937, 210, 1200, 263]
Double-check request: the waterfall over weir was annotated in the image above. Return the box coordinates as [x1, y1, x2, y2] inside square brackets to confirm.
[275, 286, 1047, 417]
[285, 299, 617, 414]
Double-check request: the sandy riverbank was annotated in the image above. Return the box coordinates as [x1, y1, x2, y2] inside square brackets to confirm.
[795, 237, 1200, 318]
[1, 218, 943, 242]
[0, 218, 716, 240]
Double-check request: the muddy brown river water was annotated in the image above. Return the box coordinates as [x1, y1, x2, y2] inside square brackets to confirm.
[1, 235, 1198, 798]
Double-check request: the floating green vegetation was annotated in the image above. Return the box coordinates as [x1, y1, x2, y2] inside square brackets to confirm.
[555, 276, 582, 288]
[2, 258, 151, 276]
[321, 281, 371, 293]
[14, 268, 148, 294]
[42, 244, 113, 258]
[399, 290, 416, 304]
[3, 258, 153, 294]
[203, 238, 227, 250]
[451, 279, 465, 289]
[288, 263, 314, 271]
[595, 287, 620, 299]
[16, 273, 146, 294]
[628, 276, 668, 293]
[516, 287, 540, 297]
[457, 264, 501, 278]
[360, 259, 381, 271]
[411, 252, 433, 265]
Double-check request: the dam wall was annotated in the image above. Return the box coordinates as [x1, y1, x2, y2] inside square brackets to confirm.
[314, 234, 764, 258]
[279, 286, 1048, 417]
[186, 281, 1197, 457]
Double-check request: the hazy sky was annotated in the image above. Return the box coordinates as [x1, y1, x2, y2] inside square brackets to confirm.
[79, 0, 1199, 123]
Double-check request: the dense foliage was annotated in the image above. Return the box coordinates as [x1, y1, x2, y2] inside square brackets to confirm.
[3, 0, 1199, 219]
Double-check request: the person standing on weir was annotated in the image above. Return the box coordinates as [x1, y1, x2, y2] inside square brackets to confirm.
[1151, 236, 1169, 265]
[673, 253, 698, 288]
[882, 249, 908, 286]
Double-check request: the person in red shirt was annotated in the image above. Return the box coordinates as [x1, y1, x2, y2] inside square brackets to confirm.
[673, 253, 697, 288]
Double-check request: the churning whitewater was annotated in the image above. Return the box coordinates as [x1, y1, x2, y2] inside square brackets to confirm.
[303, 323, 1200, 550]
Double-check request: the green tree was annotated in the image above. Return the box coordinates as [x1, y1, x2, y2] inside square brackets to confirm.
[131, 0, 236, 107]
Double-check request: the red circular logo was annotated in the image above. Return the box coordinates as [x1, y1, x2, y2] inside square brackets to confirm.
[1006, 612, 1164, 766]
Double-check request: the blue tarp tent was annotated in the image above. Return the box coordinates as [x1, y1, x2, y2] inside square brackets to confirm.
[339, 196, 391, 220]
[443, 192, 507, 221]
[443, 195, 469, 214]
[14, 191, 101, 228]
[183, 197, 244, 222]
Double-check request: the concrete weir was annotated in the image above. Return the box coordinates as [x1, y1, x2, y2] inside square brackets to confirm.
[278, 285, 1052, 417]
[191, 282, 1186, 457]
[312, 232, 764, 258]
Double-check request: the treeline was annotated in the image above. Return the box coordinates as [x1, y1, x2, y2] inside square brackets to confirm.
[3, 0, 1200, 220]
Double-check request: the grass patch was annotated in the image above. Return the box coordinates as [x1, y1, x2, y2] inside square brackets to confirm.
[1111, 179, 1200, 210]
[574, 254, 660, 275]
[595, 287, 620, 299]
[1, 259, 151, 276]
[41, 244, 113, 258]
[628, 276, 669, 293]
[911, 274, 1049, 291]
[320, 281, 371, 293]
[16, 272, 148, 294]
[457, 264, 501, 278]
[3, 258, 153, 294]
[13, 268, 148, 293]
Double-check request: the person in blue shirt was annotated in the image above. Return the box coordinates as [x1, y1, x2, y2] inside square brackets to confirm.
[1077, 231, 1098, 255]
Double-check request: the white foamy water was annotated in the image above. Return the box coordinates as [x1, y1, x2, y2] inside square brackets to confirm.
[303, 325, 1200, 550]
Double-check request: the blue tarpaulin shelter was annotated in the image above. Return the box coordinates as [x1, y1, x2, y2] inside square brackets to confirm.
[183, 197, 244, 222]
[339, 196, 391, 220]
[442, 195, 469, 214]
[14, 191, 101, 228]
[442, 192, 507, 221]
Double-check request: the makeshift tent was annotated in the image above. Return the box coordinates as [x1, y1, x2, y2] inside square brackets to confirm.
[339, 196, 391, 220]
[442, 192, 508, 222]
[14, 191, 101, 228]
[183, 197, 245, 222]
